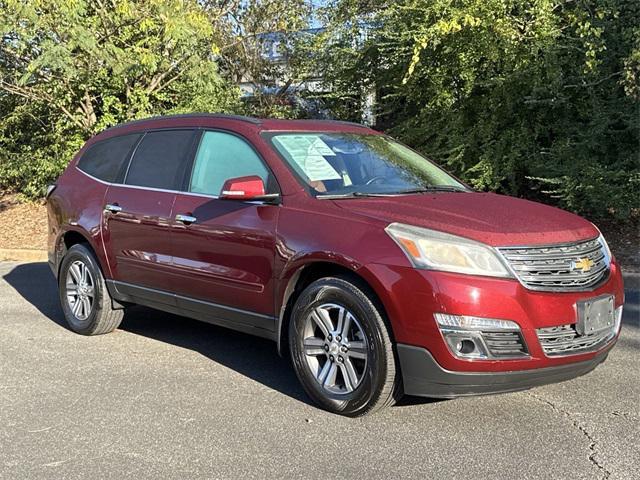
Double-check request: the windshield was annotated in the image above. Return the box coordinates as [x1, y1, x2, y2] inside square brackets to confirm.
[267, 132, 467, 197]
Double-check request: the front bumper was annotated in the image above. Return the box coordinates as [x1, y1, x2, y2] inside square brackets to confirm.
[398, 343, 612, 398]
[360, 259, 624, 374]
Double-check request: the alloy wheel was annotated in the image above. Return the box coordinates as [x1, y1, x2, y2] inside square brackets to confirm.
[65, 260, 95, 321]
[302, 303, 368, 394]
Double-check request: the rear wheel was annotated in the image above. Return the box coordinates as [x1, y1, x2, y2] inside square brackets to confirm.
[58, 243, 123, 335]
[289, 277, 401, 416]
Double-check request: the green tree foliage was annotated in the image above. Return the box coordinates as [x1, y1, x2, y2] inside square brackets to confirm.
[213, 0, 313, 117]
[1, 0, 638, 221]
[304, 0, 639, 219]
[0, 0, 240, 197]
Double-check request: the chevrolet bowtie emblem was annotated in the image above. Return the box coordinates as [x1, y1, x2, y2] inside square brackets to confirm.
[573, 257, 595, 273]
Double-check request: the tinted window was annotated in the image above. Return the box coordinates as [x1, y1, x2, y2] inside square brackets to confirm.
[189, 131, 270, 196]
[125, 130, 194, 190]
[77, 134, 140, 182]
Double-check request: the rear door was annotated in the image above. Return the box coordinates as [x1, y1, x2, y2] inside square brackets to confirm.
[103, 129, 197, 296]
[170, 130, 280, 334]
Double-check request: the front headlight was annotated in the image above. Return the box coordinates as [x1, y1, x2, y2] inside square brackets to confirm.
[598, 234, 612, 262]
[592, 224, 612, 259]
[385, 223, 512, 278]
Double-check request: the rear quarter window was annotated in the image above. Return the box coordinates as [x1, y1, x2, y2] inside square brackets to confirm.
[76, 134, 141, 182]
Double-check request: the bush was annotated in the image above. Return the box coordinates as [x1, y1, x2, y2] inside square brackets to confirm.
[0, 0, 240, 198]
[308, 0, 640, 220]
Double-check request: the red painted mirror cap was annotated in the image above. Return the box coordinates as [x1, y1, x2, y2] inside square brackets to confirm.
[220, 175, 266, 200]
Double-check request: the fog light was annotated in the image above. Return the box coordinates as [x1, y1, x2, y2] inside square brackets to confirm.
[435, 313, 526, 360]
[456, 339, 476, 354]
[441, 330, 489, 359]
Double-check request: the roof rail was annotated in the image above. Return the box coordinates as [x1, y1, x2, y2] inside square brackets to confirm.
[292, 119, 369, 128]
[102, 113, 262, 132]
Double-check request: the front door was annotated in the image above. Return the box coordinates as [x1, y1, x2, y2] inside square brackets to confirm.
[103, 129, 196, 295]
[170, 130, 279, 334]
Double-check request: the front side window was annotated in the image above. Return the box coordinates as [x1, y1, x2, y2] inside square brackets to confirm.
[125, 130, 195, 190]
[268, 132, 467, 196]
[77, 134, 141, 182]
[189, 131, 270, 196]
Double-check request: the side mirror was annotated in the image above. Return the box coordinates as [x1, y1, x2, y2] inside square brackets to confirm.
[220, 175, 280, 203]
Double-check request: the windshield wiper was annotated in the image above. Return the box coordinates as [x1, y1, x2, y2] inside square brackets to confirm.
[397, 186, 468, 194]
[317, 186, 468, 199]
[317, 192, 381, 199]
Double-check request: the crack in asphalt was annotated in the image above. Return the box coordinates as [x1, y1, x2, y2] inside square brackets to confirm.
[610, 410, 636, 419]
[526, 391, 611, 479]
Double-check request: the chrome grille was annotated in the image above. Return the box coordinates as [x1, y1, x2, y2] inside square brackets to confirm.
[498, 237, 610, 291]
[537, 324, 615, 356]
[483, 331, 528, 358]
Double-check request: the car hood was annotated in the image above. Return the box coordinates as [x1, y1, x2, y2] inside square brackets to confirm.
[332, 192, 599, 247]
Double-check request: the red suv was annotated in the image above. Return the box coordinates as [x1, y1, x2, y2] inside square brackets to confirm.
[47, 114, 624, 416]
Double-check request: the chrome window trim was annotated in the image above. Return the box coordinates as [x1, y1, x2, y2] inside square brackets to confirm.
[77, 164, 279, 205]
[75, 166, 220, 199]
[76, 125, 281, 201]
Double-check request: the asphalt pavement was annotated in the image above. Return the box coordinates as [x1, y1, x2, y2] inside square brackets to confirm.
[0, 261, 638, 479]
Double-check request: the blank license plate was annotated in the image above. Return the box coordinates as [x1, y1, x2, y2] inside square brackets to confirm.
[576, 295, 614, 335]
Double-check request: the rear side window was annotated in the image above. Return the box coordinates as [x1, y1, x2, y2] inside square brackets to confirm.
[77, 134, 140, 182]
[125, 130, 194, 190]
[189, 131, 270, 196]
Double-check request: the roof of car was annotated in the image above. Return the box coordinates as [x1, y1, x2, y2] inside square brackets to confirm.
[100, 113, 376, 135]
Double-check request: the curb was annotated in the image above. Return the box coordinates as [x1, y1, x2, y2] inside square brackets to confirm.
[0, 249, 48, 262]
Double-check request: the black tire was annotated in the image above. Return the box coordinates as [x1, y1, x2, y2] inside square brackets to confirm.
[289, 276, 401, 416]
[58, 243, 123, 335]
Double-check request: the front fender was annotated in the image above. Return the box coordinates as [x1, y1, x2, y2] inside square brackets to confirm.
[274, 251, 362, 355]
[274, 251, 409, 356]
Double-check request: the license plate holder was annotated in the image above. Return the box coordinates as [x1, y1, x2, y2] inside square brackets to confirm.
[576, 294, 614, 336]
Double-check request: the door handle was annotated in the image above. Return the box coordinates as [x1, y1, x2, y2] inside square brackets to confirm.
[175, 214, 197, 225]
[104, 203, 122, 214]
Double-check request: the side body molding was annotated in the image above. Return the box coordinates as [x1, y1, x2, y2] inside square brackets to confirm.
[106, 280, 277, 341]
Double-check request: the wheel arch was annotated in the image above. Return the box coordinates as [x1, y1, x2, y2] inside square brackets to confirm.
[54, 228, 104, 279]
[275, 259, 395, 357]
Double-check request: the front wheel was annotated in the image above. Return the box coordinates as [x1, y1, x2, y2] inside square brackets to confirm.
[289, 277, 401, 416]
[58, 243, 123, 335]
